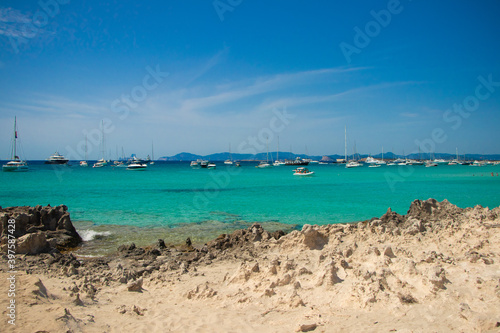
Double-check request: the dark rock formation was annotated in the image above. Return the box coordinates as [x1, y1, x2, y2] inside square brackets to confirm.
[0, 205, 82, 254]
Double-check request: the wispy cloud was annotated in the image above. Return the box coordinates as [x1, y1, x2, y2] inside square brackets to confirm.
[0, 8, 34, 38]
[400, 112, 419, 118]
[0, 94, 107, 120]
[178, 67, 366, 113]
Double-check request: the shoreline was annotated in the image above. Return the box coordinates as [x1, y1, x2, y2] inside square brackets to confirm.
[1, 199, 499, 332]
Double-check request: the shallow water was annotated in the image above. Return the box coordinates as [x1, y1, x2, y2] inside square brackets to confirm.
[1, 161, 499, 255]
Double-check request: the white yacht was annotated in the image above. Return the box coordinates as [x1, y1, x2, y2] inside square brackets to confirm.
[126, 162, 147, 170]
[45, 152, 69, 165]
[2, 117, 28, 172]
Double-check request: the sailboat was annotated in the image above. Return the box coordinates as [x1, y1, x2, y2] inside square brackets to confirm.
[425, 151, 438, 167]
[256, 137, 272, 168]
[345, 126, 361, 168]
[2, 117, 28, 172]
[150, 142, 155, 165]
[93, 121, 108, 168]
[273, 136, 285, 166]
[448, 148, 460, 165]
[224, 143, 233, 165]
[80, 136, 88, 167]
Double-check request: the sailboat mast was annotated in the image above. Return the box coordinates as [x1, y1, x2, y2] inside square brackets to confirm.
[277, 136, 279, 161]
[13, 116, 17, 159]
[100, 120, 105, 161]
[344, 126, 347, 162]
[266, 137, 269, 163]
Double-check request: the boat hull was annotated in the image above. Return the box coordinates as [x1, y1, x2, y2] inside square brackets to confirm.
[45, 160, 69, 165]
[2, 164, 28, 172]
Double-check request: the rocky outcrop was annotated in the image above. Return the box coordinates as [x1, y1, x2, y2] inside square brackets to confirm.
[0, 205, 82, 254]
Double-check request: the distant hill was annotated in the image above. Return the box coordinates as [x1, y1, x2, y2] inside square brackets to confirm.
[159, 151, 500, 161]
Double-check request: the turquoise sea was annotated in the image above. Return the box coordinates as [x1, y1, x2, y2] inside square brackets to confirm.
[1, 161, 499, 256]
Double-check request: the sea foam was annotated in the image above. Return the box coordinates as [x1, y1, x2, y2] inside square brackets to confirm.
[78, 229, 112, 242]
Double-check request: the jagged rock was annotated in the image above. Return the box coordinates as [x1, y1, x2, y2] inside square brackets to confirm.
[301, 224, 329, 250]
[206, 223, 284, 253]
[297, 323, 317, 332]
[156, 239, 166, 249]
[407, 198, 463, 222]
[317, 261, 342, 286]
[383, 246, 396, 258]
[16, 232, 49, 254]
[0, 205, 82, 253]
[73, 293, 84, 306]
[32, 278, 48, 298]
[427, 266, 449, 291]
[127, 277, 143, 292]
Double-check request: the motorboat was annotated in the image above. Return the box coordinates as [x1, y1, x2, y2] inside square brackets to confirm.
[190, 160, 200, 168]
[284, 157, 309, 166]
[79, 161, 88, 167]
[93, 158, 108, 168]
[425, 161, 438, 167]
[2, 117, 28, 172]
[207, 162, 216, 169]
[126, 162, 147, 170]
[293, 167, 314, 176]
[45, 152, 69, 165]
[471, 160, 485, 167]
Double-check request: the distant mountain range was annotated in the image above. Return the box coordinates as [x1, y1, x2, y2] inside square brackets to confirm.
[159, 152, 500, 161]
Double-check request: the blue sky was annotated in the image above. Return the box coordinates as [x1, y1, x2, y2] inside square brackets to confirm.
[1, 0, 499, 160]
